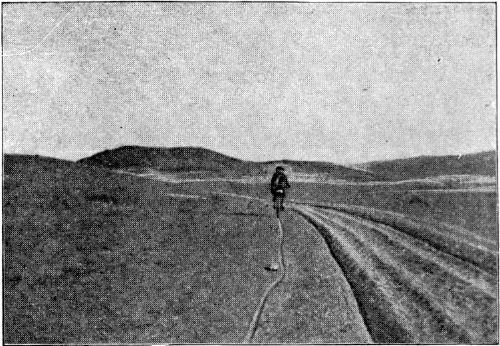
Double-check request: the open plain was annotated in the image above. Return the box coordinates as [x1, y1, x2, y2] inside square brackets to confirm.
[3, 148, 497, 343]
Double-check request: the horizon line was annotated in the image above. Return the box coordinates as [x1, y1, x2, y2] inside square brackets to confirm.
[3, 145, 497, 166]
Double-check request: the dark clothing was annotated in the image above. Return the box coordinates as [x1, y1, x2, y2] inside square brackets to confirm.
[270, 171, 290, 198]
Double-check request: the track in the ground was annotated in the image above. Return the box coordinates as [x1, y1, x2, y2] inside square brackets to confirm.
[243, 216, 286, 343]
[165, 192, 288, 343]
[292, 202, 497, 344]
[166, 190, 497, 343]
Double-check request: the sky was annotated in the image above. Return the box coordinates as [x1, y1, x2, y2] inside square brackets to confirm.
[2, 3, 496, 164]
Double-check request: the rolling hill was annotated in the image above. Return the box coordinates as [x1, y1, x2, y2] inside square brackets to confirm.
[77, 146, 380, 181]
[78, 146, 497, 182]
[3, 152, 497, 343]
[356, 150, 496, 181]
[8, 148, 497, 183]
[77, 146, 248, 174]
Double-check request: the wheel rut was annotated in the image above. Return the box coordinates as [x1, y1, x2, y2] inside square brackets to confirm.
[291, 203, 497, 344]
[291, 200, 496, 273]
[164, 190, 496, 343]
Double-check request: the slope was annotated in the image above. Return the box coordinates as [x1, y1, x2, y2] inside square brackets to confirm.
[358, 150, 496, 181]
[78, 145, 250, 176]
[78, 146, 379, 181]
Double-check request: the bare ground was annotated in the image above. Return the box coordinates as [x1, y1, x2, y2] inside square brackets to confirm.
[292, 202, 497, 343]
[252, 210, 371, 343]
[113, 172, 498, 343]
[3, 157, 497, 343]
[4, 158, 374, 343]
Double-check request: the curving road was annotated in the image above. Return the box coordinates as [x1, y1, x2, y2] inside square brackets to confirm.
[151, 181, 497, 343]
[292, 202, 497, 343]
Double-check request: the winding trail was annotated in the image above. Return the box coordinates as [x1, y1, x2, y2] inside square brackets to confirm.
[165, 192, 289, 343]
[164, 190, 497, 343]
[243, 216, 286, 343]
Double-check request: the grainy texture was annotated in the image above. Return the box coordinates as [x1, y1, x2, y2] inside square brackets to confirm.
[3, 2, 497, 344]
[3, 3, 496, 162]
[4, 153, 497, 343]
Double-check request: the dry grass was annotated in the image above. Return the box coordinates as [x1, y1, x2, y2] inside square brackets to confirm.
[4, 154, 497, 343]
[4, 156, 279, 343]
[4, 155, 373, 343]
[155, 180, 497, 241]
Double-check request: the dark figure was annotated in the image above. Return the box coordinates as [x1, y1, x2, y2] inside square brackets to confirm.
[270, 166, 291, 211]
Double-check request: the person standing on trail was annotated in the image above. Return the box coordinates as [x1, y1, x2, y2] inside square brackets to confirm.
[270, 166, 291, 210]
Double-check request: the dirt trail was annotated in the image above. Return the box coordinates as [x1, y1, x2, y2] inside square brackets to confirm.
[158, 187, 497, 343]
[164, 191, 289, 342]
[293, 203, 497, 343]
[216, 192, 372, 343]
[164, 193, 207, 199]
[243, 217, 286, 343]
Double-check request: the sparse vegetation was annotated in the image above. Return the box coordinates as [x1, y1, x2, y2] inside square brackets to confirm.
[3, 155, 279, 343]
[3, 149, 497, 343]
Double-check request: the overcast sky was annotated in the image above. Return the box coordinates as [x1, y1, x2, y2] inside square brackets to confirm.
[3, 3, 496, 164]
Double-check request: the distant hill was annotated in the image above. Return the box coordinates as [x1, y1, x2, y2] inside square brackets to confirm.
[357, 151, 497, 181]
[78, 146, 379, 181]
[4, 154, 75, 175]
[78, 146, 497, 182]
[261, 159, 380, 181]
[7, 149, 497, 183]
[78, 146, 249, 176]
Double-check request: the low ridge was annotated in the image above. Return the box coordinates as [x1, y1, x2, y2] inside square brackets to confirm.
[77, 146, 380, 181]
[78, 145, 250, 174]
[75, 146, 496, 182]
[356, 151, 496, 181]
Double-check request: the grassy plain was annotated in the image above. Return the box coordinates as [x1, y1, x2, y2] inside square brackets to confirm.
[160, 180, 497, 241]
[3, 155, 373, 343]
[4, 156, 275, 343]
[4, 150, 497, 343]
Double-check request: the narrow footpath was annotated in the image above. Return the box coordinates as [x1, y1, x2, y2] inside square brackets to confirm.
[243, 216, 286, 343]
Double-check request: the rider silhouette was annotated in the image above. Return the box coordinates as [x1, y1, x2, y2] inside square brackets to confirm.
[270, 166, 291, 210]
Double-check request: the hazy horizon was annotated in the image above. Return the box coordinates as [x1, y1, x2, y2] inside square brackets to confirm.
[3, 144, 496, 166]
[3, 3, 496, 164]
